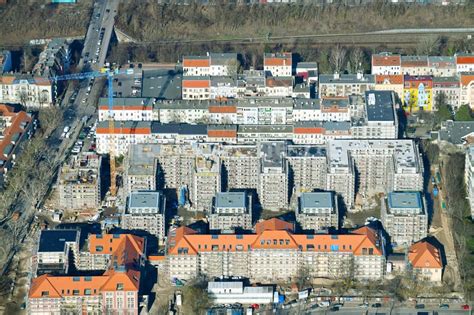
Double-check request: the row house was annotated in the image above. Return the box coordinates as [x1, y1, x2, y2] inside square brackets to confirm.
[403, 75, 433, 112]
[319, 73, 375, 98]
[371, 53, 402, 75]
[374, 75, 404, 99]
[167, 218, 385, 283]
[292, 121, 351, 145]
[98, 97, 155, 121]
[182, 76, 210, 100]
[455, 54, 474, 73]
[183, 53, 238, 77]
[0, 75, 54, 107]
[264, 53, 292, 77]
[432, 76, 461, 109]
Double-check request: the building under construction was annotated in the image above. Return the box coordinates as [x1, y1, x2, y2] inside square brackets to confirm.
[58, 152, 101, 211]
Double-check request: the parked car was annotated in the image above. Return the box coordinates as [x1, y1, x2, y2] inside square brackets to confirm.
[439, 304, 449, 309]
[415, 304, 425, 309]
[318, 301, 330, 307]
[371, 303, 382, 308]
[71, 146, 81, 154]
[462, 304, 470, 310]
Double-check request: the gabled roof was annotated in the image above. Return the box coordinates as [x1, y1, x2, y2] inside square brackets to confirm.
[372, 54, 401, 67]
[29, 270, 140, 299]
[375, 74, 404, 85]
[408, 240, 443, 269]
[251, 230, 298, 250]
[255, 218, 294, 234]
[88, 234, 145, 268]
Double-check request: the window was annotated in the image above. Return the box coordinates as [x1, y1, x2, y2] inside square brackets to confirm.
[96, 246, 103, 252]
[73, 290, 80, 296]
[117, 283, 124, 291]
[84, 289, 92, 295]
[236, 235, 243, 239]
[85, 276, 92, 282]
[73, 277, 80, 282]
[212, 235, 218, 239]
[41, 291, 49, 297]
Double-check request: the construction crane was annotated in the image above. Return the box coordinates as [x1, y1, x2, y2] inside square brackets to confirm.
[37, 67, 134, 196]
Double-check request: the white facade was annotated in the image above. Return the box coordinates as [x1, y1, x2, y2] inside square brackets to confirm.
[0, 77, 54, 107]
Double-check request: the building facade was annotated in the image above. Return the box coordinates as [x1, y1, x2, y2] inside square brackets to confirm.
[209, 192, 252, 231]
[296, 192, 338, 231]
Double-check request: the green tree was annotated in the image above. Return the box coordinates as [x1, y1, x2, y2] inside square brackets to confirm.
[182, 279, 211, 314]
[455, 104, 474, 121]
[434, 93, 453, 124]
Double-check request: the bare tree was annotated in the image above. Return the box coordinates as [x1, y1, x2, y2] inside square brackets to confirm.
[349, 47, 364, 72]
[416, 35, 441, 55]
[329, 45, 347, 73]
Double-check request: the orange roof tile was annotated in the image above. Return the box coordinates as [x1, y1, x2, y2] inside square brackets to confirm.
[208, 130, 237, 138]
[95, 127, 151, 135]
[460, 74, 474, 86]
[88, 234, 145, 268]
[29, 270, 139, 299]
[408, 240, 443, 269]
[372, 55, 401, 67]
[375, 74, 404, 85]
[255, 218, 294, 234]
[183, 59, 210, 68]
[148, 255, 166, 261]
[265, 56, 292, 67]
[208, 105, 237, 113]
[0, 75, 15, 84]
[0, 105, 32, 162]
[251, 230, 298, 250]
[182, 79, 210, 88]
[456, 56, 474, 65]
[293, 127, 325, 134]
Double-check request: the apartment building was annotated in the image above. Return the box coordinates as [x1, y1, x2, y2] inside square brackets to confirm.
[167, 218, 385, 283]
[293, 98, 349, 122]
[433, 76, 461, 109]
[408, 240, 443, 282]
[29, 233, 145, 315]
[122, 191, 167, 245]
[156, 99, 209, 124]
[210, 76, 238, 99]
[371, 53, 402, 75]
[220, 145, 260, 190]
[96, 121, 153, 155]
[264, 76, 293, 97]
[0, 104, 34, 187]
[319, 73, 375, 98]
[264, 53, 292, 77]
[351, 90, 398, 139]
[327, 139, 423, 209]
[381, 191, 428, 246]
[258, 142, 289, 210]
[296, 192, 338, 231]
[192, 156, 221, 211]
[455, 54, 474, 73]
[0, 74, 54, 107]
[57, 152, 101, 211]
[465, 145, 474, 219]
[374, 75, 404, 100]
[123, 144, 159, 198]
[98, 97, 154, 121]
[36, 229, 80, 275]
[286, 145, 327, 195]
[209, 192, 252, 231]
[403, 75, 433, 112]
[183, 56, 210, 76]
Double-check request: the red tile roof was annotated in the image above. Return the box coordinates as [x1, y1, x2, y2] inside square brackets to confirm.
[372, 55, 401, 67]
[183, 58, 210, 68]
[408, 240, 443, 269]
[375, 74, 404, 85]
[182, 79, 210, 88]
[456, 56, 474, 65]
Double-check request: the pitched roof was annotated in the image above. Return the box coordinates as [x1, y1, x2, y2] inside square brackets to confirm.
[408, 240, 443, 269]
[182, 78, 210, 88]
[183, 57, 210, 68]
[29, 270, 139, 298]
[456, 55, 474, 65]
[88, 234, 145, 269]
[264, 53, 292, 67]
[372, 54, 401, 67]
[375, 74, 404, 85]
[255, 218, 294, 234]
